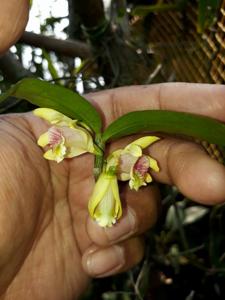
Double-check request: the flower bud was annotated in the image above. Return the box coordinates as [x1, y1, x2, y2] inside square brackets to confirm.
[88, 173, 122, 227]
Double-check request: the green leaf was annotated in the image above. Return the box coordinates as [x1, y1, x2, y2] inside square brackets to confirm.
[197, 0, 220, 33]
[0, 78, 102, 133]
[131, 0, 188, 17]
[102, 110, 225, 146]
[131, 3, 178, 17]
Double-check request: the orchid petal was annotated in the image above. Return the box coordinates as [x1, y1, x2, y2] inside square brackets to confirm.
[124, 144, 142, 157]
[37, 132, 49, 147]
[117, 152, 138, 177]
[88, 174, 110, 216]
[95, 184, 117, 227]
[130, 136, 160, 149]
[34, 108, 73, 126]
[148, 157, 160, 172]
[63, 126, 95, 156]
[111, 176, 122, 219]
[145, 173, 153, 183]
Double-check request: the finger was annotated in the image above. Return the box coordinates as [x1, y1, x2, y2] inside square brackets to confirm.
[148, 137, 225, 204]
[0, 0, 29, 54]
[107, 134, 225, 205]
[104, 134, 225, 205]
[86, 83, 225, 127]
[87, 184, 160, 246]
[82, 237, 144, 278]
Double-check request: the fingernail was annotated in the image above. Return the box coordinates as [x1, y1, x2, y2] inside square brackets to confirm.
[105, 207, 137, 243]
[86, 245, 125, 277]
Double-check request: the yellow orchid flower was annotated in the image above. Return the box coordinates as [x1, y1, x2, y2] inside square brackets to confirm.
[107, 136, 160, 191]
[33, 108, 97, 162]
[88, 173, 122, 227]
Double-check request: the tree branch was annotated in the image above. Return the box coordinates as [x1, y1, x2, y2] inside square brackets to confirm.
[0, 51, 34, 112]
[68, 0, 83, 40]
[19, 31, 91, 59]
[0, 51, 33, 82]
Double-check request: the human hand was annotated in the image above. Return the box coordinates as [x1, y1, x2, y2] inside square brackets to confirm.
[0, 0, 29, 55]
[0, 83, 225, 300]
[0, 96, 159, 299]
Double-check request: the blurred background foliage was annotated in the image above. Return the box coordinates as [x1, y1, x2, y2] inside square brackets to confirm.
[0, 0, 225, 299]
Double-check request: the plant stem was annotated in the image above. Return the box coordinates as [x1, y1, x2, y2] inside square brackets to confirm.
[94, 133, 105, 180]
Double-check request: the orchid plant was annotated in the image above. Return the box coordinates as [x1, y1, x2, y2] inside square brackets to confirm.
[1, 78, 225, 227]
[33, 107, 160, 227]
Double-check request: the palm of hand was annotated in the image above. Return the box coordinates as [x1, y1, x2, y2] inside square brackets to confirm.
[1, 84, 225, 300]
[0, 113, 92, 299]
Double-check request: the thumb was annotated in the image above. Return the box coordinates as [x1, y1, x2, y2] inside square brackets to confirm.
[0, 0, 29, 54]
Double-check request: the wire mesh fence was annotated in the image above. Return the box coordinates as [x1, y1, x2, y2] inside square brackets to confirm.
[148, 0, 225, 84]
